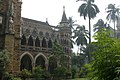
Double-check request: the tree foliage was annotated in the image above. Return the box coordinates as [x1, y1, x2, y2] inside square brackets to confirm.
[51, 42, 65, 56]
[93, 19, 111, 33]
[106, 4, 120, 37]
[78, 0, 100, 43]
[73, 25, 89, 54]
[0, 50, 10, 80]
[87, 29, 120, 80]
[0, 50, 10, 71]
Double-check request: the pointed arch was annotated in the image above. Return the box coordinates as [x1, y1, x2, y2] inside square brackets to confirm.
[48, 39, 52, 48]
[65, 47, 67, 53]
[21, 35, 26, 45]
[54, 39, 57, 43]
[42, 37, 47, 48]
[35, 53, 48, 69]
[20, 52, 34, 71]
[28, 36, 33, 46]
[35, 37, 40, 47]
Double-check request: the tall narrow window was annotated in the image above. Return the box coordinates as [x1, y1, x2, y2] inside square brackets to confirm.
[42, 38, 47, 48]
[28, 36, 33, 46]
[21, 35, 26, 45]
[35, 37, 40, 47]
[48, 39, 52, 48]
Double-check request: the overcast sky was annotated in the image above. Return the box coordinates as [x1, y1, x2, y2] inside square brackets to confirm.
[21, 0, 120, 25]
[21, 0, 120, 53]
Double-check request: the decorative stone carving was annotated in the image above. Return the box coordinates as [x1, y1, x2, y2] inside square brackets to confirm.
[9, 17, 15, 34]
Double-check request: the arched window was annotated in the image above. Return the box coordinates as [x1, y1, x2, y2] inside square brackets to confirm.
[21, 35, 26, 45]
[28, 36, 33, 46]
[42, 38, 47, 48]
[39, 31, 43, 37]
[61, 39, 64, 44]
[25, 29, 30, 36]
[45, 32, 49, 37]
[67, 48, 69, 53]
[65, 47, 67, 53]
[32, 30, 37, 37]
[35, 56, 45, 69]
[54, 39, 57, 43]
[20, 54, 32, 71]
[48, 39, 52, 48]
[66, 40, 69, 45]
[64, 39, 66, 44]
[35, 37, 40, 47]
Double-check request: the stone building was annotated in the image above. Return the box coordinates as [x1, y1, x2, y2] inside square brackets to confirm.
[0, 0, 72, 74]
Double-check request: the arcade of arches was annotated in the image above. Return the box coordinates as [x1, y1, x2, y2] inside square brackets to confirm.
[20, 52, 57, 72]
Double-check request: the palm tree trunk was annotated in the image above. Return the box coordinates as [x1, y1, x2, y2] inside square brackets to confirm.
[114, 20, 116, 37]
[88, 16, 91, 62]
[89, 17, 91, 43]
[77, 47, 80, 56]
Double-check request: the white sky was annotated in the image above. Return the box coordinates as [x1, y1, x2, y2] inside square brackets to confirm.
[21, 0, 120, 53]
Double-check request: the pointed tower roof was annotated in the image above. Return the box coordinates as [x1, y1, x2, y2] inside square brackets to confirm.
[61, 6, 68, 23]
[46, 18, 49, 25]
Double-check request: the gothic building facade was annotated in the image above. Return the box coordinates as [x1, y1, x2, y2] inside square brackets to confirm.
[0, 0, 72, 74]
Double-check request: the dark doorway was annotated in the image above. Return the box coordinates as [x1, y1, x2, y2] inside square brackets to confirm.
[42, 38, 47, 48]
[20, 54, 32, 71]
[28, 36, 33, 46]
[21, 35, 26, 45]
[35, 37, 40, 47]
[35, 56, 45, 69]
[48, 39, 52, 48]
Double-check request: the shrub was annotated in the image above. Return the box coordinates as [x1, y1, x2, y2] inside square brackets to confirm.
[33, 66, 50, 79]
[71, 68, 77, 78]
[12, 77, 22, 80]
[53, 66, 69, 79]
[20, 69, 32, 80]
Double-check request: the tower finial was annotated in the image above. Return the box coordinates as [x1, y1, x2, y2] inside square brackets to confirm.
[61, 6, 68, 23]
[46, 18, 49, 25]
[46, 18, 48, 22]
[63, 6, 65, 12]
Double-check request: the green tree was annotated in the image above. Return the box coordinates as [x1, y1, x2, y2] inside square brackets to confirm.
[54, 66, 69, 79]
[77, 0, 100, 43]
[68, 17, 77, 48]
[32, 66, 50, 79]
[73, 25, 89, 54]
[106, 4, 120, 37]
[93, 19, 111, 33]
[51, 42, 66, 67]
[68, 17, 76, 31]
[87, 29, 120, 80]
[0, 50, 10, 80]
[20, 69, 32, 80]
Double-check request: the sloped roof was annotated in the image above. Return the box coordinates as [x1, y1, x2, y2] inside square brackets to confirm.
[22, 17, 49, 26]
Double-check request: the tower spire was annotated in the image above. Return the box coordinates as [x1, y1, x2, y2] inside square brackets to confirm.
[63, 6, 65, 12]
[61, 6, 68, 23]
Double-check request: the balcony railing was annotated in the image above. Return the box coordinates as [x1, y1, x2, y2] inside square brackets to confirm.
[20, 45, 52, 52]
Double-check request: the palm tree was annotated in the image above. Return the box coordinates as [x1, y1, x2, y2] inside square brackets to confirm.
[93, 19, 111, 33]
[68, 17, 77, 48]
[73, 25, 89, 54]
[106, 4, 120, 37]
[68, 17, 76, 31]
[77, 0, 100, 43]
